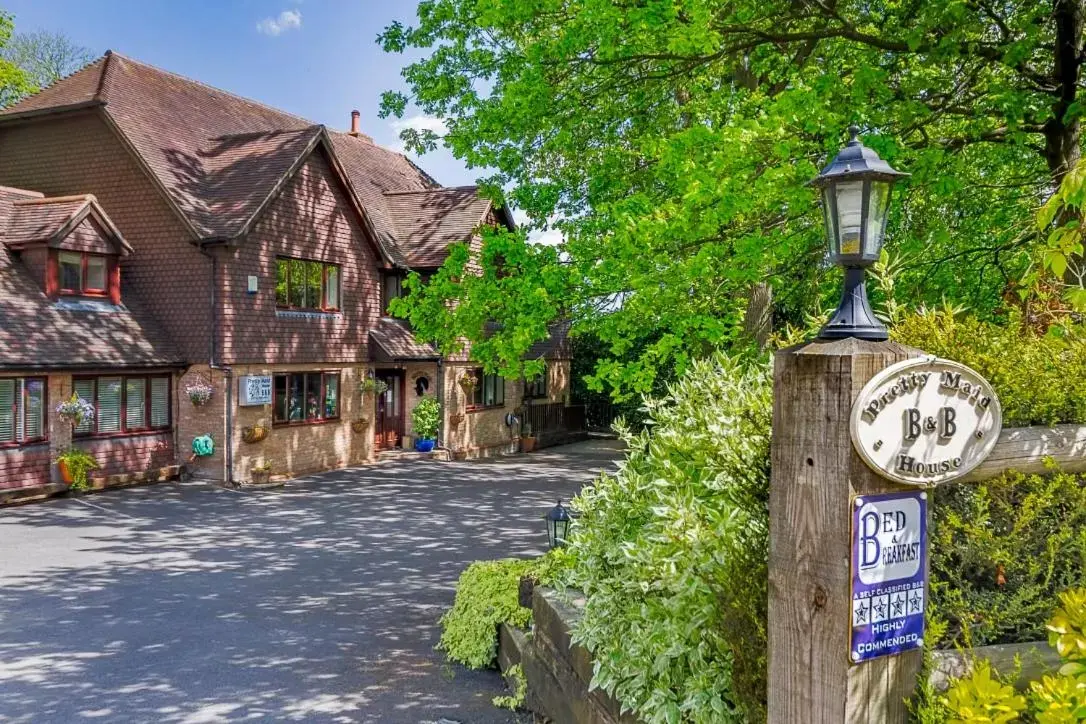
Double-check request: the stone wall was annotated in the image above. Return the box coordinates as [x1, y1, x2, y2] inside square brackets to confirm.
[499, 587, 641, 724]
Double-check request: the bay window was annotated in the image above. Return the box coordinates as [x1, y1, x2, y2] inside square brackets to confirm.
[73, 375, 170, 436]
[0, 377, 47, 446]
[468, 368, 505, 409]
[273, 372, 340, 424]
[275, 257, 340, 311]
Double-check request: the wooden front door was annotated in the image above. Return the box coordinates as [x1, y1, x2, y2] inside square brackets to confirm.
[374, 371, 404, 449]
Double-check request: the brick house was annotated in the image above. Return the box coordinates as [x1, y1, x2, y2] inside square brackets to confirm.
[0, 52, 575, 498]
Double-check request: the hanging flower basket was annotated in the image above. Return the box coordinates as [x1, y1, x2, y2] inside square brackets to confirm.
[449, 412, 465, 427]
[56, 393, 95, 428]
[361, 377, 388, 396]
[241, 425, 268, 444]
[458, 373, 479, 394]
[351, 417, 370, 434]
[185, 379, 214, 406]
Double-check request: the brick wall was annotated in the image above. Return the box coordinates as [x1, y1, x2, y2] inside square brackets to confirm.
[76, 433, 174, 476]
[401, 362, 440, 442]
[220, 148, 381, 365]
[177, 366, 228, 480]
[0, 444, 51, 490]
[443, 363, 523, 459]
[0, 111, 211, 362]
[229, 364, 373, 482]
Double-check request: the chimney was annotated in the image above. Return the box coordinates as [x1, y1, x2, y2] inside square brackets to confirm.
[349, 110, 361, 136]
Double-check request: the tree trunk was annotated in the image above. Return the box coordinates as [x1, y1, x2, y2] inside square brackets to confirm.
[1045, 0, 1086, 188]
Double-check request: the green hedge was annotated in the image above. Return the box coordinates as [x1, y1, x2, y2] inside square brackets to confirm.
[893, 309, 1086, 427]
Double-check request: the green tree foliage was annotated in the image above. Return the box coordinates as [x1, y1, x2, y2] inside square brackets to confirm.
[0, 13, 34, 108]
[381, 0, 1086, 398]
[3, 30, 93, 91]
[562, 353, 772, 723]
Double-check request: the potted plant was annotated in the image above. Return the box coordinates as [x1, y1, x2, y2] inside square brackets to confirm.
[351, 416, 370, 434]
[55, 447, 99, 491]
[55, 393, 95, 428]
[185, 378, 214, 406]
[250, 462, 272, 485]
[241, 424, 268, 444]
[412, 396, 441, 453]
[521, 421, 537, 453]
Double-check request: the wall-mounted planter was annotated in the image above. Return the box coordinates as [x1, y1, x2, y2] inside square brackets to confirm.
[449, 413, 465, 427]
[241, 425, 268, 444]
[351, 418, 370, 434]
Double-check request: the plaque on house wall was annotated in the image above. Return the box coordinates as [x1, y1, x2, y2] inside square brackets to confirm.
[239, 375, 273, 406]
[849, 357, 1002, 486]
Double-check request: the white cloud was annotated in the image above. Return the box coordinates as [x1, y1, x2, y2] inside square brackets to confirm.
[390, 114, 449, 136]
[256, 10, 302, 36]
[529, 228, 564, 247]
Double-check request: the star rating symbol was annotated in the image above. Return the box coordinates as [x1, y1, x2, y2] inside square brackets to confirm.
[909, 590, 923, 614]
[873, 599, 887, 618]
[891, 597, 905, 617]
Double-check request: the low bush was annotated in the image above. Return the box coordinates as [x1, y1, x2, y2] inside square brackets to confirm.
[438, 553, 564, 669]
[930, 470, 1086, 650]
[562, 352, 772, 723]
[913, 587, 1086, 723]
[893, 308, 1086, 427]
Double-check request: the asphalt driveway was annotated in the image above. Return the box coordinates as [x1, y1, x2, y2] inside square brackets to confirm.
[0, 439, 622, 724]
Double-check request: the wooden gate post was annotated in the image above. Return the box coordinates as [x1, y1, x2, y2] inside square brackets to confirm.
[768, 337, 922, 723]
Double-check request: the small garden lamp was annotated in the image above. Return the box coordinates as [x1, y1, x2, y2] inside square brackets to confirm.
[545, 499, 572, 549]
[810, 125, 909, 341]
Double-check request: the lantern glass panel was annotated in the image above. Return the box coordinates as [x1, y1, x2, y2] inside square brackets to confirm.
[834, 180, 864, 257]
[864, 181, 891, 257]
[820, 186, 839, 258]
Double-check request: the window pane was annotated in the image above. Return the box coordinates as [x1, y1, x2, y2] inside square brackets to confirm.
[126, 378, 146, 429]
[383, 274, 401, 314]
[864, 181, 891, 257]
[73, 379, 94, 434]
[97, 377, 123, 433]
[305, 372, 323, 420]
[324, 374, 339, 418]
[86, 256, 107, 291]
[0, 379, 14, 443]
[24, 379, 44, 439]
[274, 376, 288, 422]
[288, 374, 304, 421]
[275, 259, 289, 306]
[483, 374, 495, 406]
[306, 262, 322, 310]
[289, 260, 306, 308]
[835, 180, 864, 255]
[324, 266, 339, 309]
[59, 251, 82, 291]
[495, 376, 505, 405]
[150, 377, 169, 427]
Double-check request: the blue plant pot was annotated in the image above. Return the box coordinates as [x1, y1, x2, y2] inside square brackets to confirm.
[415, 438, 436, 453]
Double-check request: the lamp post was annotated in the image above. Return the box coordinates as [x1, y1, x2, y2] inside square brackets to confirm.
[810, 125, 909, 341]
[545, 499, 572, 549]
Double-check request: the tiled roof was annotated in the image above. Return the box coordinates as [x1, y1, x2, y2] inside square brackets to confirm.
[0, 188, 181, 369]
[369, 318, 439, 361]
[527, 320, 572, 360]
[383, 187, 496, 267]
[0, 52, 477, 267]
[2, 195, 133, 254]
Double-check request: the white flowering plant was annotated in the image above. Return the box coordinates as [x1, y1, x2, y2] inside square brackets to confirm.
[185, 379, 214, 406]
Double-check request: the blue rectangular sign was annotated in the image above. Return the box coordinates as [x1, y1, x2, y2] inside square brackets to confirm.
[850, 490, 927, 663]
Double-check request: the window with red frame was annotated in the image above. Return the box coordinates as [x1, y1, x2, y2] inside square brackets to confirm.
[0, 377, 46, 446]
[274, 257, 340, 311]
[57, 250, 111, 296]
[72, 375, 170, 436]
[272, 372, 340, 424]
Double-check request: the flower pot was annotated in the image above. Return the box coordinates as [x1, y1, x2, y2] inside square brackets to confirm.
[241, 425, 267, 444]
[58, 460, 74, 485]
[415, 438, 436, 453]
[251, 470, 271, 485]
[521, 436, 537, 453]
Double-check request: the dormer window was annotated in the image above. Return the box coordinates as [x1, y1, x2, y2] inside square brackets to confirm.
[58, 251, 111, 296]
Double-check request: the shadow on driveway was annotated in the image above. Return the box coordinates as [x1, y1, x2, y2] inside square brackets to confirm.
[0, 439, 622, 723]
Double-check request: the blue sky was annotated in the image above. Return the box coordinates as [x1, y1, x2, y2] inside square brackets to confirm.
[2, 0, 476, 188]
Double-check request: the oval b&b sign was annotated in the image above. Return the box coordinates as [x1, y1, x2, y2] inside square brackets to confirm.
[850, 357, 1002, 486]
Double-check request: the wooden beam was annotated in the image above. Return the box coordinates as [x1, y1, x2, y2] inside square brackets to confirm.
[960, 423, 1086, 482]
[768, 338, 923, 724]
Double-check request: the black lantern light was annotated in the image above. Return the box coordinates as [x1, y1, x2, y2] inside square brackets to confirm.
[810, 125, 909, 341]
[545, 499, 572, 549]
